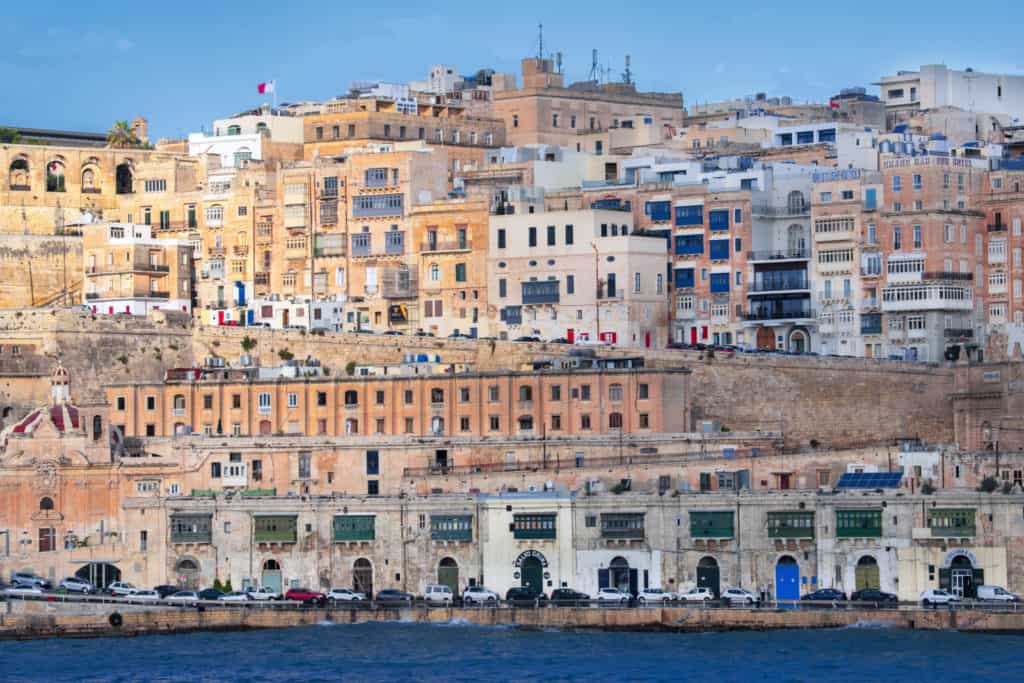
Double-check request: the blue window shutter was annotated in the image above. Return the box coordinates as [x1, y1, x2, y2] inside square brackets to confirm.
[709, 239, 730, 260]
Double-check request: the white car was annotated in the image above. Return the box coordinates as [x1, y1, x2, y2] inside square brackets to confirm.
[637, 588, 675, 604]
[977, 585, 1019, 602]
[424, 584, 454, 604]
[107, 581, 137, 597]
[59, 577, 96, 594]
[679, 587, 716, 602]
[4, 583, 44, 596]
[246, 586, 281, 601]
[921, 589, 960, 606]
[327, 588, 365, 602]
[721, 588, 759, 605]
[218, 591, 252, 602]
[463, 586, 500, 605]
[166, 590, 200, 605]
[130, 589, 161, 601]
[596, 587, 631, 603]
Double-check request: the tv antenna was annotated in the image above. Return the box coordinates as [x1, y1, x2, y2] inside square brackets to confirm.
[537, 23, 543, 60]
[589, 49, 599, 81]
[622, 55, 633, 84]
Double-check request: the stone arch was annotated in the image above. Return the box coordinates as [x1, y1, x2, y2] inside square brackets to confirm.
[174, 557, 200, 589]
[2, 406, 12, 418]
[438, 557, 459, 594]
[787, 190, 806, 214]
[39, 496, 55, 511]
[352, 558, 373, 596]
[115, 161, 133, 194]
[46, 158, 66, 192]
[9, 157, 30, 189]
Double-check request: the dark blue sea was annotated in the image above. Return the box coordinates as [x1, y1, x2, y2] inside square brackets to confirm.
[1, 621, 1022, 682]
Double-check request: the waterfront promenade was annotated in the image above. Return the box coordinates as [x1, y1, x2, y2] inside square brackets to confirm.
[3, 596, 1024, 639]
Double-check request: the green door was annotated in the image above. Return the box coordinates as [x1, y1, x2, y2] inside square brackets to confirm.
[521, 556, 543, 593]
[438, 557, 459, 595]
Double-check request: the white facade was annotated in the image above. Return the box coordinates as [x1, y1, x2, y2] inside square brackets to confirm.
[247, 296, 347, 331]
[880, 65, 1024, 124]
[488, 209, 669, 348]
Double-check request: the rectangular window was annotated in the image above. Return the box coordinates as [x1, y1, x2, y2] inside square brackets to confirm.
[600, 513, 645, 539]
[766, 511, 815, 538]
[928, 508, 975, 537]
[836, 509, 882, 538]
[565, 224, 574, 245]
[430, 515, 473, 541]
[528, 226, 537, 247]
[547, 225, 556, 246]
[690, 511, 734, 539]
[366, 450, 379, 475]
[253, 515, 298, 543]
[513, 513, 557, 540]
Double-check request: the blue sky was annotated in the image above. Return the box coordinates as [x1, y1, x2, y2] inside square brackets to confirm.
[2, 1, 1020, 140]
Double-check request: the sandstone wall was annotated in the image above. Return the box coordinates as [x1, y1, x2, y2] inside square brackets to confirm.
[0, 235, 82, 307]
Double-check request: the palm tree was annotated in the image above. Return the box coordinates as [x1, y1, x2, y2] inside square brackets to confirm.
[106, 120, 140, 149]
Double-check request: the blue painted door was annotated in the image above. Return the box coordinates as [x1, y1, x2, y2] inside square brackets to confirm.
[775, 561, 800, 601]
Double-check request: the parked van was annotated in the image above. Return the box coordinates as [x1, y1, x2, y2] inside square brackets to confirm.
[424, 584, 454, 604]
[977, 585, 1019, 602]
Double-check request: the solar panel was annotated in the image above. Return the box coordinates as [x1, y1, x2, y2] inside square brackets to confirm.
[836, 472, 903, 489]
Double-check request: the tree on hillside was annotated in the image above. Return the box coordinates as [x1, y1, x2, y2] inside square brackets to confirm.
[106, 120, 141, 149]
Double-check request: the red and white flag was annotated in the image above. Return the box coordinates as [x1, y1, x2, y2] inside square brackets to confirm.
[257, 81, 275, 95]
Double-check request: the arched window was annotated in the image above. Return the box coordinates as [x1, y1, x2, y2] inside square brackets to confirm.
[518, 386, 533, 402]
[39, 497, 55, 511]
[518, 415, 534, 431]
[609, 412, 623, 429]
[430, 263, 440, 281]
[236, 231, 248, 247]
[263, 559, 280, 571]
[9, 158, 29, 189]
[92, 415, 103, 441]
[256, 122, 269, 136]
[173, 395, 186, 414]
[46, 160, 66, 192]
[115, 162, 133, 194]
[608, 383, 623, 401]
[81, 167, 97, 192]
[344, 390, 358, 406]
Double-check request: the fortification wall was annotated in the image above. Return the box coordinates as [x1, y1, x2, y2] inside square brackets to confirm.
[0, 235, 82, 307]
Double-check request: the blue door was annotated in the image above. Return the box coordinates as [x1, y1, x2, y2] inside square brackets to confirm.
[246, 310, 255, 326]
[775, 557, 800, 601]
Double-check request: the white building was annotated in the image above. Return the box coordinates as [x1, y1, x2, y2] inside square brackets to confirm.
[187, 105, 304, 168]
[488, 209, 669, 347]
[245, 296, 347, 331]
[879, 65, 1024, 127]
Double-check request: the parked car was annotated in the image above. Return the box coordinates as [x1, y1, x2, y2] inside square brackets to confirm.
[637, 588, 675, 604]
[375, 589, 415, 605]
[413, 331, 435, 338]
[850, 589, 898, 603]
[596, 587, 631, 604]
[106, 581, 138, 597]
[327, 588, 366, 602]
[381, 330, 404, 336]
[153, 585, 180, 599]
[679, 587, 716, 602]
[921, 589, 960, 607]
[547, 338, 571, 344]
[59, 577, 96, 594]
[130, 589, 161, 602]
[11, 572, 51, 589]
[505, 587, 547, 604]
[4, 583, 44, 596]
[166, 590, 200, 605]
[513, 335, 541, 342]
[977, 585, 1020, 602]
[462, 586, 500, 605]
[284, 588, 327, 606]
[549, 589, 590, 606]
[424, 584, 454, 605]
[802, 588, 848, 603]
[721, 588, 760, 605]
[246, 586, 281, 601]
[197, 588, 224, 601]
[218, 592, 252, 602]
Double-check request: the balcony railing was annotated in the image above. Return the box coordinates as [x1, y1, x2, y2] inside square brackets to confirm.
[743, 308, 814, 321]
[85, 292, 100, 300]
[988, 224, 1007, 232]
[944, 328, 974, 338]
[751, 202, 809, 217]
[149, 291, 170, 299]
[422, 240, 471, 253]
[747, 248, 809, 262]
[208, 247, 225, 257]
[749, 277, 809, 293]
[86, 263, 170, 275]
[9, 184, 30, 191]
[922, 271, 973, 282]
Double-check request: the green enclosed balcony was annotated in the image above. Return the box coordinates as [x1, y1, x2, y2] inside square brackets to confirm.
[513, 513, 557, 540]
[767, 511, 815, 539]
[836, 509, 882, 538]
[928, 508, 975, 537]
[254, 515, 298, 543]
[333, 515, 375, 542]
[170, 514, 212, 543]
[690, 511, 735, 539]
[430, 514, 473, 541]
[601, 513, 645, 540]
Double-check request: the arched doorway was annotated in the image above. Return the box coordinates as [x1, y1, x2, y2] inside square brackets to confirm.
[788, 329, 808, 353]
[697, 556, 721, 597]
[262, 559, 282, 593]
[775, 555, 800, 601]
[438, 557, 459, 595]
[115, 162, 133, 194]
[75, 562, 120, 590]
[520, 555, 544, 594]
[606, 556, 637, 595]
[945, 553, 982, 598]
[175, 558, 200, 589]
[353, 558, 373, 597]
[855, 555, 880, 591]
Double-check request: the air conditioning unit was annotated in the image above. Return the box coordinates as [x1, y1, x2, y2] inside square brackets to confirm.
[586, 479, 603, 494]
[240, 354, 252, 366]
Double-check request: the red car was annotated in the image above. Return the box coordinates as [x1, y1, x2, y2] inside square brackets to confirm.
[284, 588, 327, 606]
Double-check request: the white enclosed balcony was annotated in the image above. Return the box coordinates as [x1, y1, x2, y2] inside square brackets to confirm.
[881, 284, 973, 312]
